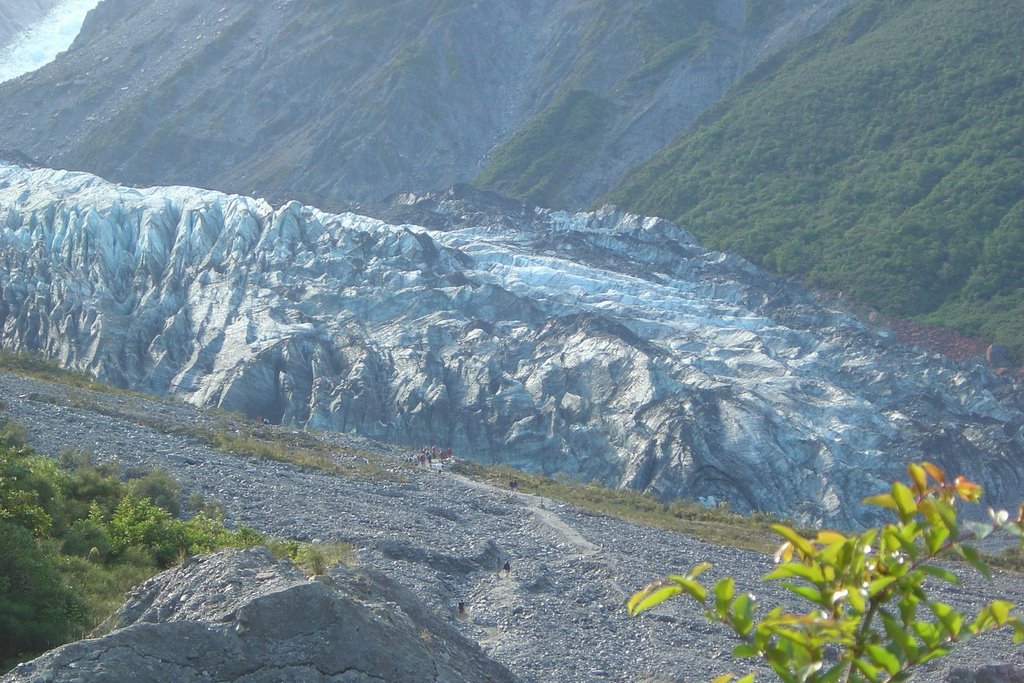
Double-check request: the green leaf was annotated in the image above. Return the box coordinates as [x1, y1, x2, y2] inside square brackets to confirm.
[866, 644, 900, 675]
[688, 562, 713, 580]
[627, 581, 682, 616]
[864, 493, 898, 511]
[715, 577, 735, 618]
[932, 500, 959, 538]
[868, 575, 899, 597]
[964, 521, 994, 542]
[917, 647, 951, 665]
[846, 585, 866, 614]
[908, 463, 928, 492]
[852, 657, 881, 680]
[990, 600, 1013, 625]
[912, 620, 941, 648]
[958, 544, 992, 579]
[732, 643, 759, 658]
[891, 482, 917, 520]
[664, 574, 708, 603]
[1013, 618, 1024, 645]
[882, 612, 920, 661]
[930, 601, 964, 637]
[731, 593, 757, 636]
[925, 525, 950, 555]
[772, 524, 815, 559]
[919, 565, 961, 587]
[780, 582, 825, 606]
[764, 562, 826, 584]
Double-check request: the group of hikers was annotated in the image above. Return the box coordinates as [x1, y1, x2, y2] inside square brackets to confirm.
[402, 444, 456, 470]
[400, 445, 521, 620]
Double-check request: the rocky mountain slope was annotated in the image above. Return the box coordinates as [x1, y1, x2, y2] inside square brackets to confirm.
[3, 163, 1024, 527]
[0, 0, 850, 210]
[1, 371, 1023, 682]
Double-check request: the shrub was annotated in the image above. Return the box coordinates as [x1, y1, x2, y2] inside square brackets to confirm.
[0, 522, 83, 666]
[0, 418, 29, 450]
[60, 519, 112, 561]
[628, 463, 1024, 682]
[125, 469, 181, 516]
[61, 466, 124, 531]
[186, 492, 225, 519]
[108, 496, 178, 567]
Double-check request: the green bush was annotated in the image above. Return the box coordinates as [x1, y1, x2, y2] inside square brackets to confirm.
[0, 435, 266, 670]
[60, 465, 124, 533]
[629, 463, 1024, 681]
[0, 522, 83, 666]
[126, 469, 181, 516]
[108, 496, 178, 567]
[0, 418, 29, 450]
[60, 519, 111, 560]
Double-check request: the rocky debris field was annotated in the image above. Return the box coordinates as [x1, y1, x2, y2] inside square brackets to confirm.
[2, 372, 1024, 682]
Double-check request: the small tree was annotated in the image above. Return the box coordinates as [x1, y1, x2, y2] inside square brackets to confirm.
[628, 463, 1024, 682]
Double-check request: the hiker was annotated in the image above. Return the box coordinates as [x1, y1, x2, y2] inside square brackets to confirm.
[457, 601, 466, 618]
[503, 560, 511, 576]
[509, 479, 518, 492]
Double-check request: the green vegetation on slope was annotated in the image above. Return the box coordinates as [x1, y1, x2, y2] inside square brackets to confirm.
[474, 0, 723, 207]
[608, 0, 1024, 354]
[475, 89, 614, 207]
[0, 420, 262, 669]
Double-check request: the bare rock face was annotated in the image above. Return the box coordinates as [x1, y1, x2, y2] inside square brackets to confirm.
[1, 547, 517, 683]
[2, 164, 1024, 527]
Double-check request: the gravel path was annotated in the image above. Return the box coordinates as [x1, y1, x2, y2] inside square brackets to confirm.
[2, 373, 1023, 682]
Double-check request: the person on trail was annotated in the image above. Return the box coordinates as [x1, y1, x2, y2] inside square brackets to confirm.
[457, 601, 466, 618]
[503, 560, 511, 576]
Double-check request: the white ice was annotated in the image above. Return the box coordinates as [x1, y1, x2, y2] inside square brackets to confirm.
[0, 0, 101, 84]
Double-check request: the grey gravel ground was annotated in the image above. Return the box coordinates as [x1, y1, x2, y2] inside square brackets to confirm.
[2, 372, 1023, 682]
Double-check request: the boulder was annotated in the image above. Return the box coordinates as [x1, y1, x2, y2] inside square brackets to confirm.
[1, 547, 517, 683]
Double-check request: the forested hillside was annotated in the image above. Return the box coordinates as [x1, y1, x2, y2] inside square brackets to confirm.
[609, 0, 1024, 354]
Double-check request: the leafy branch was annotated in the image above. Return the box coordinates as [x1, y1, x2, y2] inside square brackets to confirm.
[628, 462, 1024, 682]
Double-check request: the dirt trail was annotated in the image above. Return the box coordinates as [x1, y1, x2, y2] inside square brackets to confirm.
[453, 474, 599, 556]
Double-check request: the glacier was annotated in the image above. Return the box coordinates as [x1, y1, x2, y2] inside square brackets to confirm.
[1, 162, 1023, 526]
[0, 0, 99, 83]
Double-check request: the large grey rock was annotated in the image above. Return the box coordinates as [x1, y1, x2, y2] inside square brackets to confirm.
[2, 164, 1024, 527]
[0, 0, 851, 209]
[1, 548, 518, 683]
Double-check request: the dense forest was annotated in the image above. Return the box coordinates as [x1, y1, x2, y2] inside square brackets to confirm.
[607, 0, 1024, 355]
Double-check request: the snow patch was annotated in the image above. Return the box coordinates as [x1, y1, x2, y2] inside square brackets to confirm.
[0, 0, 100, 83]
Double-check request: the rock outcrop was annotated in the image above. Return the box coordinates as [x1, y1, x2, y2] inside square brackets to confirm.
[2, 164, 1024, 526]
[0, 0, 851, 209]
[2, 547, 517, 683]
